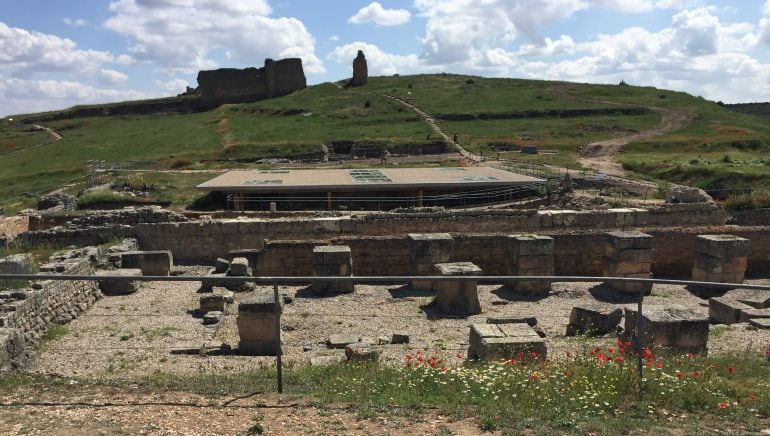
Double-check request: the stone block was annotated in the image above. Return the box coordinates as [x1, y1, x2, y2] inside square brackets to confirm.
[723, 290, 770, 309]
[508, 235, 554, 256]
[409, 233, 453, 257]
[228, 257, 251, 277]
[237, 292, 281, 355]
[516, 255, 555, 271]
[215, 258, 230, 274]
[566, 303, 623, 336]
[709, 297, 753, 324]
[200, 293, 229, 313]
[203, 311, 223, 325]
[0, 253, 31, 289]
[327, 333, 360, 349]
[487, 316, 538, 326]
[314, 245, 352, 265]
[96, 269, 141, 296]
[691, 268, 745, 285]
[604, 248, 653, 263]
[468, 323, 547, 361]
[605, 231, 654, 250]
[345, 343, 379, 362]
[410, 233, 453, 291]
[695, 235, 750, 259]
[624, 307, 709, 353]
[694, 254, 747, 274]
[749, 318, 770, 330]
[120, 250, 173, 276]
[741, 308, 770, 320]
[603, 258, 651, 275]
[391, 332, 410, 344]
[227, 249, 263, 271]
[433, 262, 482, 316]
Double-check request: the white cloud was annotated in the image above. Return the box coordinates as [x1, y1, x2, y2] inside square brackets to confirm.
[514, 7, 770, 103]
[0, 21, 115, 76]
[104, 0, 324, 74]
[329, 43, 421, 76]
[63, 18, 88, 27]
[99, 69, 129, 85]
[516, 35, 577, 57]
[349, 2, 411, 26]
[0, 78, 149, 115]
[329, 35, 340, 42]
[157, 78, 190, 93]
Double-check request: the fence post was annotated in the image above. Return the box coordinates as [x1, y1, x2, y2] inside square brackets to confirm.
[635, 289, 645, 399]
[273, 282, 283, 394]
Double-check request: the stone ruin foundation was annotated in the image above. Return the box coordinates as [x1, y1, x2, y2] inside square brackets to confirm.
[432, 262, 482, 316]
[237, 292, 282, 356]
[311, 245, 354, 294]
[468, 320, 547, 361]
[409, 233, 453, 291]
[624, 307, 709, 354]
[603, 231, 653, 294]
[505, 235, 554, 294]
[119, 250, 173, 276]
[692, 234, 749, 287]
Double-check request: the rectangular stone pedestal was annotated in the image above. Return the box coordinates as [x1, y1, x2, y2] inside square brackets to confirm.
[120, 250, 173, 276]
[433, 262, 482, 316]
[603, 231, 653, 294]
[409, 233, 453, 291]
[468, 323, 546, 361]
[624, 307, 708, 353]
[692, 235, 749, 288]
[311, 246, 353, 294]
[237, 293, 282, 355]
[96, 269, 141, 296]
[505, 235, 554, 295]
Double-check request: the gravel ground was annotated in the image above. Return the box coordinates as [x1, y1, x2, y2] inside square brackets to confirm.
[35, 266, 770, 378]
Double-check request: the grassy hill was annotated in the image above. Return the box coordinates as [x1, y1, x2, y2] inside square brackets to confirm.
[1, 74, 770, 212]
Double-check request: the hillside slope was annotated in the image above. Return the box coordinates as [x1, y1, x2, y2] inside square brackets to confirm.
[1, 74, 769, 212]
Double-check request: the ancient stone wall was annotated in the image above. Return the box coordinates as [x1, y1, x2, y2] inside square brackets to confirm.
[196, 58, 306, 107]
[0, 253, 100, 371]
[134, 204, 726, 261]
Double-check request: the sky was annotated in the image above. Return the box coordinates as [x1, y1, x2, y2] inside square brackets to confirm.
[1, 0, 770, 116]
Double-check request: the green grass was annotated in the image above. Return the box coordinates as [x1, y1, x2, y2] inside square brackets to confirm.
[2, 346, 768, 434]
[3, 74, 770, 211]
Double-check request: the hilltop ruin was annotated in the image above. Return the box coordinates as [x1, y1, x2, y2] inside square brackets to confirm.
[187, 58, 307, 107]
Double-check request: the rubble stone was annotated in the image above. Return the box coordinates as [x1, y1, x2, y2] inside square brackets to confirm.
[566, 303, 623, 336]
[624, 307, 709, 353]
[468, 323, 547, 361]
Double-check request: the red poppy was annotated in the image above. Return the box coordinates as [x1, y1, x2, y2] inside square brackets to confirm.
[566, 351, 571, 358]
[643, 349, 653, 358]
[616, 356, 624, 364]
[656, 362, 663, 369]
[677, 371, 683, 378]
[719, 402, 729, 409]
[455, 353, 463, 359]
[728, 366, 734, 374]
[406, 354, 413, 360]
[749, 394, 756, 401]
[688, 353, 694, 359]
[441, 366, 447, 372]
[692, 370, 701, 377]
[564, 370, 572, 377]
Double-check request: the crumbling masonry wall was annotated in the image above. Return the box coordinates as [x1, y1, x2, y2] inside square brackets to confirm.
[196, 58, 306, 107]
[0, 256, 100, 371]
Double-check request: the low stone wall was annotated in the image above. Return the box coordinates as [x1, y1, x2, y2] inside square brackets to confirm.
[136, 204, 726, 261]
[162, 226, 770, 280]
[730, 209, 770, 227]
[0, 215, 30, 238]
[0, 252, 100, 371]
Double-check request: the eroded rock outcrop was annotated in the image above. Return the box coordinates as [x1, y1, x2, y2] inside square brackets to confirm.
[350, 50, 368, 87]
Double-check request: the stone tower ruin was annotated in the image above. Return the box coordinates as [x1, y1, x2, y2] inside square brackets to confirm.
[350, 50, 368, 87]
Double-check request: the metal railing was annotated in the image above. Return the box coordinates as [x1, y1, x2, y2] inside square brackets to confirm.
[3, 273, 770, 398]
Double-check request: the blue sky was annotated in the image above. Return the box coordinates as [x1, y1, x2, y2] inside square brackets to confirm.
[2, 0, 770, 116]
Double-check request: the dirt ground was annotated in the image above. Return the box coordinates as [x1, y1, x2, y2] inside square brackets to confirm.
[0, 387, 485, 435]
[32, 266, 770, 378]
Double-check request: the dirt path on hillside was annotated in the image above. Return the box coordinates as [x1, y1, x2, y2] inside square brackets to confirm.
[545, 84, 696, 177]
[384, 95, 481, 163]
[32, 124, 63, 141]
